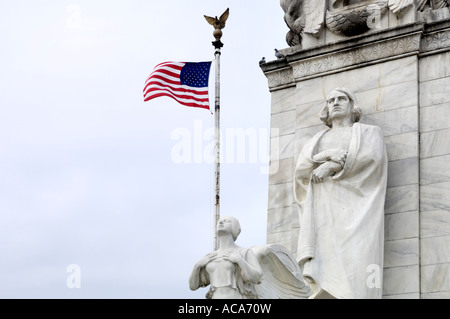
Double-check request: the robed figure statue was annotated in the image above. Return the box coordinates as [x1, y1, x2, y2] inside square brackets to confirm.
[294, 87, 388, 299]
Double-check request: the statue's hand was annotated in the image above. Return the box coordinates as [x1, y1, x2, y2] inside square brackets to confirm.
[311, 161, 343, 183]
[329, 151, 347, 168]
[221, 250, 240, 264]
[311, 162, 333, 183]
[196, 251, 218, 268]
[313, 149, 347, 165]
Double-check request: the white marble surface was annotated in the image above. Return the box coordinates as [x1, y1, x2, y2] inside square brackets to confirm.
[420, 155, 450, 186]
[387, 157, 419, 188]
[266, 230, 292, 251]
[420, 77, 450, 108]
[420, 181, 450, 212]
[419, 52, 450, 82]
[267, 206, 295, 234]
[292, 57, 417, 106]
[385, 132, 418, 161]
[420, 102, 450, 133]
[421, 264, 450, 294]
[417, 45, 450, 299]
[269, 157, 293, 185]
[420, 128, 450, 158]
[382, 265, 420, 296]
[271, 86, 296, 114]
[355, 80, 418, 115]
[267, 182, 293, 210]
[362, 105, 418, 137]
[272, 134, 295, 160]
[421, 235, 450, 265]
[383, 292, 420, 299]
[421, 210, 450, 238]
[384, 184, 419, 214]
[296, 99, 324, 130]
[384, 238, 419, 268]
[271, 110, 296, 137]
[385, 211, 419, 241]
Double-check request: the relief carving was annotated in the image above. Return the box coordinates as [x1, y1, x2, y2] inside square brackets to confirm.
[280, 0, 449, 46]
[326, 0, 389, 37]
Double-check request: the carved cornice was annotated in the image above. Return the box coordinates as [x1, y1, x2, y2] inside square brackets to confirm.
[265, 67, 294, 91]
[262, 20, 450, 90]
[420, 28, 450, 53]
[291, 32, 421, 81]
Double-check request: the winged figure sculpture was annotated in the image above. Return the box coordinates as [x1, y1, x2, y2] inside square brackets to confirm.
[251, 244, 311, 299]
[189, 216, 311, 299]
[390, 0, 448, 13]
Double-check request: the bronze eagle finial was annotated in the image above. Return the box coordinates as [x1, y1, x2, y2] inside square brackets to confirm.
[204, 8, 230, 41]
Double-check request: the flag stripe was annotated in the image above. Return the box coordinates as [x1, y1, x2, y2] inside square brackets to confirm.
[147, 62, 184, 77]
[144, 86, 209, 103]
[153, 61, 185, 69]
[144, 74, 180, 88]
[144, 79, 209, 95]
[147, 68, 182, 81]
[144, 90, 209, 105]
[144, 92, 210, 109]
[143, 61, 211, 110]
[144, 84, 209, 99]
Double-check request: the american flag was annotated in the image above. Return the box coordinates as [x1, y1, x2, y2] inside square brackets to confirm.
[143, 61, 212, 110]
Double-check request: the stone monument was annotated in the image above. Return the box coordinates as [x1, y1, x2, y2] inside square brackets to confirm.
[261, 1, 450, 298]
[294, 87, 387, 298]
[189, 216, 311, 299]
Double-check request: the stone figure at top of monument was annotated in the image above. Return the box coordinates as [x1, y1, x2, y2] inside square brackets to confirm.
[416, 0, 449, 11]
[293, 88, 388, 299]
[326, 0, 390, 36]
[387, 0, 449, 14]
[281, 0, 327, 46]
[281, 0, 448, 47]
[189, 216, 311, 299]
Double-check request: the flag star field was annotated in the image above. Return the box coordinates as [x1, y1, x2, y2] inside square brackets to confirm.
[180, 62, 211, 88]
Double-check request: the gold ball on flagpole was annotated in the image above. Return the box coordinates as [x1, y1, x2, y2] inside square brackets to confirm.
[213, 29, 223, 41]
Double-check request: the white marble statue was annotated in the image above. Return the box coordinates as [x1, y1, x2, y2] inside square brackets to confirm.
[293, 87, 388, 299]
[189, 216, 311, 299]
[281, 0, 327, 46]
[281, 0, 449, 43]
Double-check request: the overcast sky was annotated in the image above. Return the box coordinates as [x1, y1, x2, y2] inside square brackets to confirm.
[0, 1, 287, 298]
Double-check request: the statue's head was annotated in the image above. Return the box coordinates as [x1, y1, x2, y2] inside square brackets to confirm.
[320, 87, 362, 128]
[217, 216, 241, 241]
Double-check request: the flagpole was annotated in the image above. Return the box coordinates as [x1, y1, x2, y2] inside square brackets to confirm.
[213, 42, 221, 251]
[204, 8, 228, 251]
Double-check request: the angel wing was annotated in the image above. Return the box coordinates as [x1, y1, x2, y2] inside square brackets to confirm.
[251, 244, 311, 299]
[416, 0, 428, 11]
[388, 0, 415, 13]
[432, 0, 449, 9]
